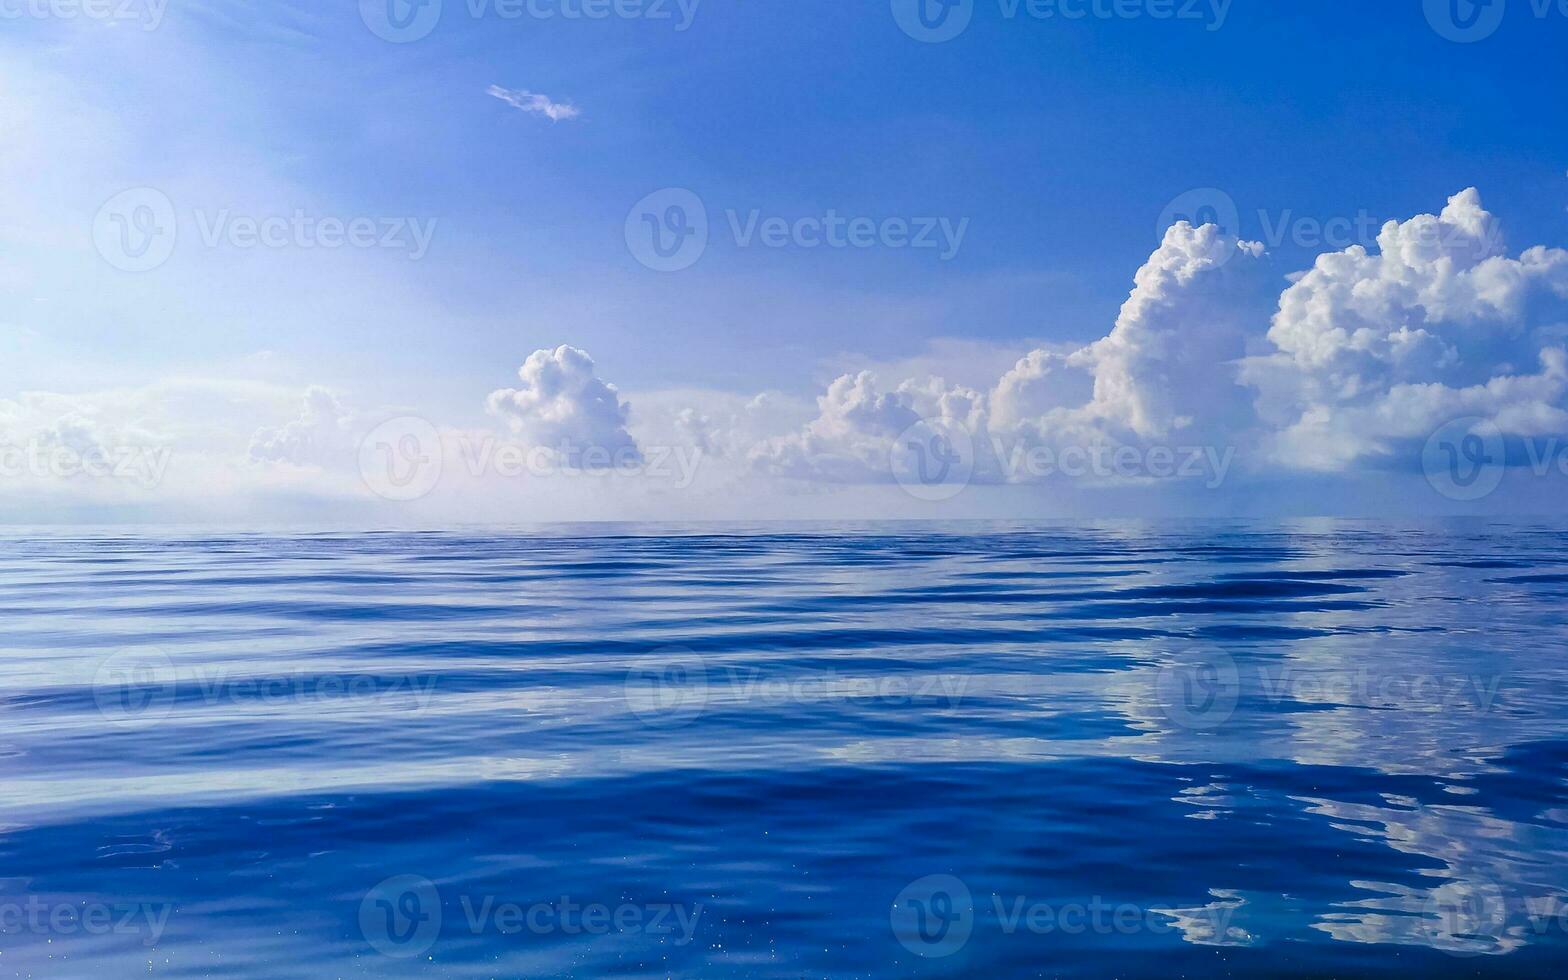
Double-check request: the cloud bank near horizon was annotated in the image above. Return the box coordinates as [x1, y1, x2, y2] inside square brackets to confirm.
[7, 189, 1568, 521]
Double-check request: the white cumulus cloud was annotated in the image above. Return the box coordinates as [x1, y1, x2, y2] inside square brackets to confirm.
[486, 345, 640, 464]
[993, 221, 1266, 448]
[1240, 188, 1568, 470]
[248, 386, 352, 465]
[11, 189, 1568, 520]
[749, 371, 992, 483]
[749, 223, 1266, 487]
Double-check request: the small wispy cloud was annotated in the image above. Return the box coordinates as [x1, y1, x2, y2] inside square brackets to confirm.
[485, 85, 580, 122]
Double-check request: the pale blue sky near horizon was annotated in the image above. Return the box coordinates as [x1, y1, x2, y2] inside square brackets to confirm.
[3, 0, 1568, 521]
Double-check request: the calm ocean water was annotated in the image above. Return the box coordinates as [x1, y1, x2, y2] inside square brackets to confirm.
[3, 521, 1567, 977]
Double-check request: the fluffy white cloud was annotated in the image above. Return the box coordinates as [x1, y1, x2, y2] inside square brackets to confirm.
[0, 378, 368, 518]
[749, 371, 992, 482]
[1241, 188, 1568, 469]
[248, 386, 352, 465]
[628, 388, 812, 461]
[486, 345, 641, 464]
[0, 378, 297, 464]
[750, 222, 1265, 486]
[10, 189, 1568, 521]
[993, 222, 1265, 446]
[485, 85, 580, 122]
[749, 193, 1568, 489]
[2, 396, 148, 456]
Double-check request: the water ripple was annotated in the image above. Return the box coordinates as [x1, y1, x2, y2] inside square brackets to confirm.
[2, 521, 1565, 976]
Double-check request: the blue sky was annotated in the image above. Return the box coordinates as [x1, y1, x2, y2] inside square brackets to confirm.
[2, 1, 1567, 521]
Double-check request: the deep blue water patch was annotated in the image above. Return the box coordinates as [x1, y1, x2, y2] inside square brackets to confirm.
[2, 521, 1566, 977]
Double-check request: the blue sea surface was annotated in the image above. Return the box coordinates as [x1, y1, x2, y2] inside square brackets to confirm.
[3, 521, 1567, 977]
